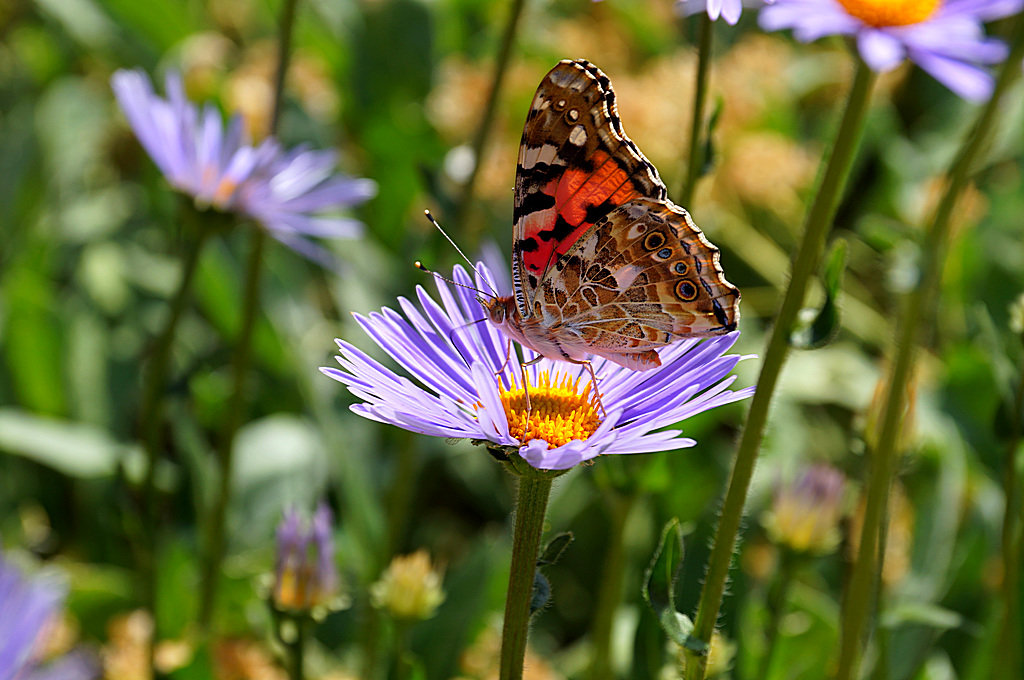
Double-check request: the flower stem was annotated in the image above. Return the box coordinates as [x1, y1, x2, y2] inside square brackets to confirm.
[679, 13, 713, 208]
[500, 474, 553, 680]
[588, 491, 637, 680]
[998, 365, 1024, 680]
[836, 23, 1024, 680]
[683, 59, 877, 680]
[289, 617, 307, 680]
[138, 211, 209, 670]
[836, 20, 1024, 680]
[198, 0, 300, 630]
[761, 550, 796, 677]
[453, 0, 528, 243]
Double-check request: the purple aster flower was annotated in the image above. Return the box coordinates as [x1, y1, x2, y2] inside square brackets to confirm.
[272, 502, 341, 612]
[676, 0, 774, 25]
[759, 0, 1023, 100]
[111, 69, 377, 263]
[321, 263, 754, 471]
[0, 551, 98, 680]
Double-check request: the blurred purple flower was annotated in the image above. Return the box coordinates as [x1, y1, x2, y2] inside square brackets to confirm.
[111, 69, 377, 263]
[321, 263, 754, 471]
[272, 502, 340, 612]
[763, 463, 846, 554]
[0, 551, 97, 680]
[760, 0, 1023, 100]
[676, 0, 774, 25]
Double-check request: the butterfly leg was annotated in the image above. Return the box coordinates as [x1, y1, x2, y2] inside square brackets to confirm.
[518, 355, 547, 440]
[568, 359, 606, 419]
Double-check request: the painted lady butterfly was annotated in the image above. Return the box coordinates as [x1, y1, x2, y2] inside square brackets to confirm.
[483, 59, 740, 372]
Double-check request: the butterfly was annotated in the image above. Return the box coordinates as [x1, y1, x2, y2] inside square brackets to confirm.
[482, 59, 740, 374]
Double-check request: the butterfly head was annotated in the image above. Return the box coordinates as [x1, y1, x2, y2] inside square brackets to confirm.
[481, 295, 519, 327]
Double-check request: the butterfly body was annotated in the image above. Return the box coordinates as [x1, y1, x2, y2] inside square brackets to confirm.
[493, 59, 740, 372]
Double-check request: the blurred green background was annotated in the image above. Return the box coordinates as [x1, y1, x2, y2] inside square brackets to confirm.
[1, 0, 1023, 678]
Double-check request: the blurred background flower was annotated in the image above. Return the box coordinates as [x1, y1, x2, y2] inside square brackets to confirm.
[370, 550, 446, 621]
[0, 551, 97, 680]
[677, 0, 774, 25]
[762, 463, 847, 555]
[272, 503, 343, 614]
[760, 0, 1023, 99]
[111, 69, 377, 262]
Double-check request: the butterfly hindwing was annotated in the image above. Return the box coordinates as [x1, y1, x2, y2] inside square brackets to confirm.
[532, 197, 739, 357]
[513, 59, 667, 317]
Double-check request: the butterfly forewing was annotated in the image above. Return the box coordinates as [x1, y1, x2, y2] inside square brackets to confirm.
[512, 59, 668, 316]
[500, 58, 740, 372]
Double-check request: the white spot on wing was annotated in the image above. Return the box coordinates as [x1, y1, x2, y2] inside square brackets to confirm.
[520, 143, 559, 169]
[568, 125, 587, 146]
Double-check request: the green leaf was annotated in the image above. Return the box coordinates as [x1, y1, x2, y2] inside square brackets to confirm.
[537, 531, 573, 567]
[701, 96, 724, 177]
[0, 408, 128, 478]
[642, 518, 684, 617]
[880, 601, 964, 631]
[791, 238, 847, 349]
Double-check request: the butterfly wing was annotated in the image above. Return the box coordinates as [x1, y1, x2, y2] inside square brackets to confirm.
[532, 197, 740, 368]
[513, 59, 667, 318]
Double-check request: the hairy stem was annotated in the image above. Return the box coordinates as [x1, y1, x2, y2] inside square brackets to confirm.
[684, 59, 876, 680]
[500, 475, 553, 680]
[836, 19, 1024, 680]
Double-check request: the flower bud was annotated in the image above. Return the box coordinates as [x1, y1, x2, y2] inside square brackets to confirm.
[763, 463, 846, 555]
[272, 502, 339, 612]
[370, 550, 445, 621]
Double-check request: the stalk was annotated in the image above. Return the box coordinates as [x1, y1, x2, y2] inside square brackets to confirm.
[684, 59, 877, 680]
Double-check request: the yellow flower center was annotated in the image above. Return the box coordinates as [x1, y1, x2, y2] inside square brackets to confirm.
[497, 371, 603, 448]
[837, 0, 940, 26]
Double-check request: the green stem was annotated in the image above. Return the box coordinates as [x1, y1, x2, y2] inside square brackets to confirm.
[499, 475, 553, 680]
[684, 59, 877, 680]
[197, 0, 299, 630]
[394, 619, 413, 680]
[386, 430, 418, 555]
[998, 366, 1024, 680]
[289, 616, 307, 680]
[761, 550, 796, 678]
[835, 19, 1024, 680]
[138, 212, 209, 671]
[453, 0, 528, 243]
[588, 492, 638, 680]
[679, 13, 713, 208]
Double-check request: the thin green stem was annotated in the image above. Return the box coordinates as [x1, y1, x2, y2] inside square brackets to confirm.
[289, 617, 307, 680]
[761, 550, 796, 678]
[684, 59, 877, 680]
[588, 492, 638, 680]
[394, 619, 413, 680]
[453, 0, 528, 243]
[998, 366, 1024, 680]
[138, 212, 209, 672]
[835, 20, 1024, 680]
[500, 475, 553, 680]
[679, 13, 713, 208]
[198, 0, 300, 629]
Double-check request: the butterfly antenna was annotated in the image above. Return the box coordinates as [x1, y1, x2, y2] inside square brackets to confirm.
[414, 261, 496, 300]
[422, 210, 498, 297]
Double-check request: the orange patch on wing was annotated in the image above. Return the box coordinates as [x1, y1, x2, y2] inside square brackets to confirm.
[555, 151, 633, 225]
[520, 151, 642, 275]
